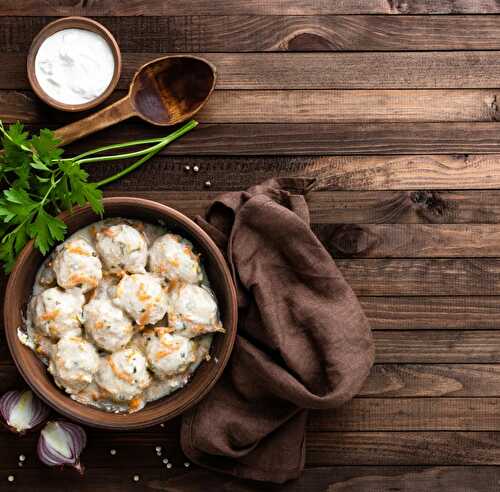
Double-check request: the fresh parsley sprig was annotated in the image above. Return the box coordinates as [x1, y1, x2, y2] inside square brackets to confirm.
[0, 119, 198, 273]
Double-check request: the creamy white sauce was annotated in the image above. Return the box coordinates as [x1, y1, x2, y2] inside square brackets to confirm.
[34, 28, 115, 105]
[19, 218, 221, 414]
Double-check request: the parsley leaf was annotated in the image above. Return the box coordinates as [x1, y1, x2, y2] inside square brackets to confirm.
[27, 208, 67, 255]
[0, 119, 197, 273]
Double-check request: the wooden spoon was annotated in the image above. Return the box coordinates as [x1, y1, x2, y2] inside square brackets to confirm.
[54, 55, 217, 146]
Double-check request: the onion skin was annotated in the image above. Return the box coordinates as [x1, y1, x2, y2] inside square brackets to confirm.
[38, 420, 87, 474]
[0, 390, 50, 435]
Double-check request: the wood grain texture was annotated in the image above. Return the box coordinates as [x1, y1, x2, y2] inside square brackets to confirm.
[2, 0, 500, 15]
[102, 190, 500, 224]
[6, 89, 500, 124]
[309, 398, 500, 431]
[374, 331, 500, 363]
[5, 466, 500, 492]
[8, 52, 500, 90]
[58, 121, 500, 156]
[361, 364, 500, 397]
[361, 297, 500, 330]
[6, 16, 500, 52]
[155, 467, 500, 492]
[90, 156, 500, 192]
[306, 432, 500, 465]
[316, 224, 500, 258]
[338, 259, 500, 296]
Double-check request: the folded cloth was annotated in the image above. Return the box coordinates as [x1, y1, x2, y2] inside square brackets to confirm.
[181, 178, 375, 483]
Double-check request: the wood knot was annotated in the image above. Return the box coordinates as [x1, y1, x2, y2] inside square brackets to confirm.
[286, 33, 334, 51]
[389, 0, 410, 13]
[326, 224, 375, 258]
[409, 191, 449, 220]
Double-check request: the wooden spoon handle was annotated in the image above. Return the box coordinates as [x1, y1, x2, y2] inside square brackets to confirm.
[54, 96, 136, 146]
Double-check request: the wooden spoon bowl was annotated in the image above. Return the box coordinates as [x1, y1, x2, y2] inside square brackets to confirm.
[55, 55, 217, 145]
[4, 197, 237, 430]
[131, 56, 217, 125]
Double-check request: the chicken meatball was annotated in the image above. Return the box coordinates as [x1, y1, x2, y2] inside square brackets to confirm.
[95, 224, 148, 274]
[112, 273, 168, 326]
[168, 284, 223, 338]
[52, 238, 102, 292]
[95, 348, 151, 402]
[149, 234, 202, 284]
[30, 287, 84, 340]
[48, 336, 99, 394]
[145, 329, 196, 378]
[144, 334, 212, 401]
[83, 298, 134, 352]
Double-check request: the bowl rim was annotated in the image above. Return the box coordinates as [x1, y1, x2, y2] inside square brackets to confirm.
[27, 16, 122, 112]
[4, 197, 238, 429]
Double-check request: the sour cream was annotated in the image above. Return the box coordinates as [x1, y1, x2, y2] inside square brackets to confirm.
[34, 28, 115, 105]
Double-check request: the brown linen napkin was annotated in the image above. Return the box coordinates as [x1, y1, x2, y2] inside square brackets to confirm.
[181, 178, 375, 483]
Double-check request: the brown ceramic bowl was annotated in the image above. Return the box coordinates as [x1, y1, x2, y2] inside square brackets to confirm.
[4, 197, 238, 430]
[27, 17, 122, 112]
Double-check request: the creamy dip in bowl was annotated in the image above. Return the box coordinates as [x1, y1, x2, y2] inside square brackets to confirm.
[27, 17, 121, 112]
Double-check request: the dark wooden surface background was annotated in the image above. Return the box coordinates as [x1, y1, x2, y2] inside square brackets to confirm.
[4, 1, 500, 490]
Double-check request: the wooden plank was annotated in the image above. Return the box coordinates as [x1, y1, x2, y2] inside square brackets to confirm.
[7, 52, 500, 90]
[309, 398, 500, 431]
[5, 16, 500, 53]
[102, 191, 500, 225]
[337, 259, 500, 296]
[0, 468, 190, 492]
[374, 331, 500, 363]
[2, 0, 499, 15]
[306, 432, 500, 466]
[6, 428, 500, 468]
[87, 155, 500, 193]
[306, 191, 500, 224]
[315, 224, 500, 258]
[5, 90, 500, 124]
[155, 467, 500, 492]
[59, 122, 500, 156]
[8, 466, 500, 491]
[361, 364, 500, 397]
[361, 297, 500, 330]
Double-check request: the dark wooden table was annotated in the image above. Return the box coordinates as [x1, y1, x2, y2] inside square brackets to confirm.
[4, 2, 500, 490]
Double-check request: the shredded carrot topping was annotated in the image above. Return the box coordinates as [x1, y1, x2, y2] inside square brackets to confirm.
[109, 357, 134, 384]
[40, 309, 59, 321]
[66, 244, 91, 256]
[129, 397, 142, 411]
[68, 274, 98, 288]
[138, 307, 151, 326]
[137, 283, 150, 302]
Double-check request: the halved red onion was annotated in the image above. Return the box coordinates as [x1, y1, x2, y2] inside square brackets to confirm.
[38, 421, 87, 474]
[0, 390, 50, 434]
